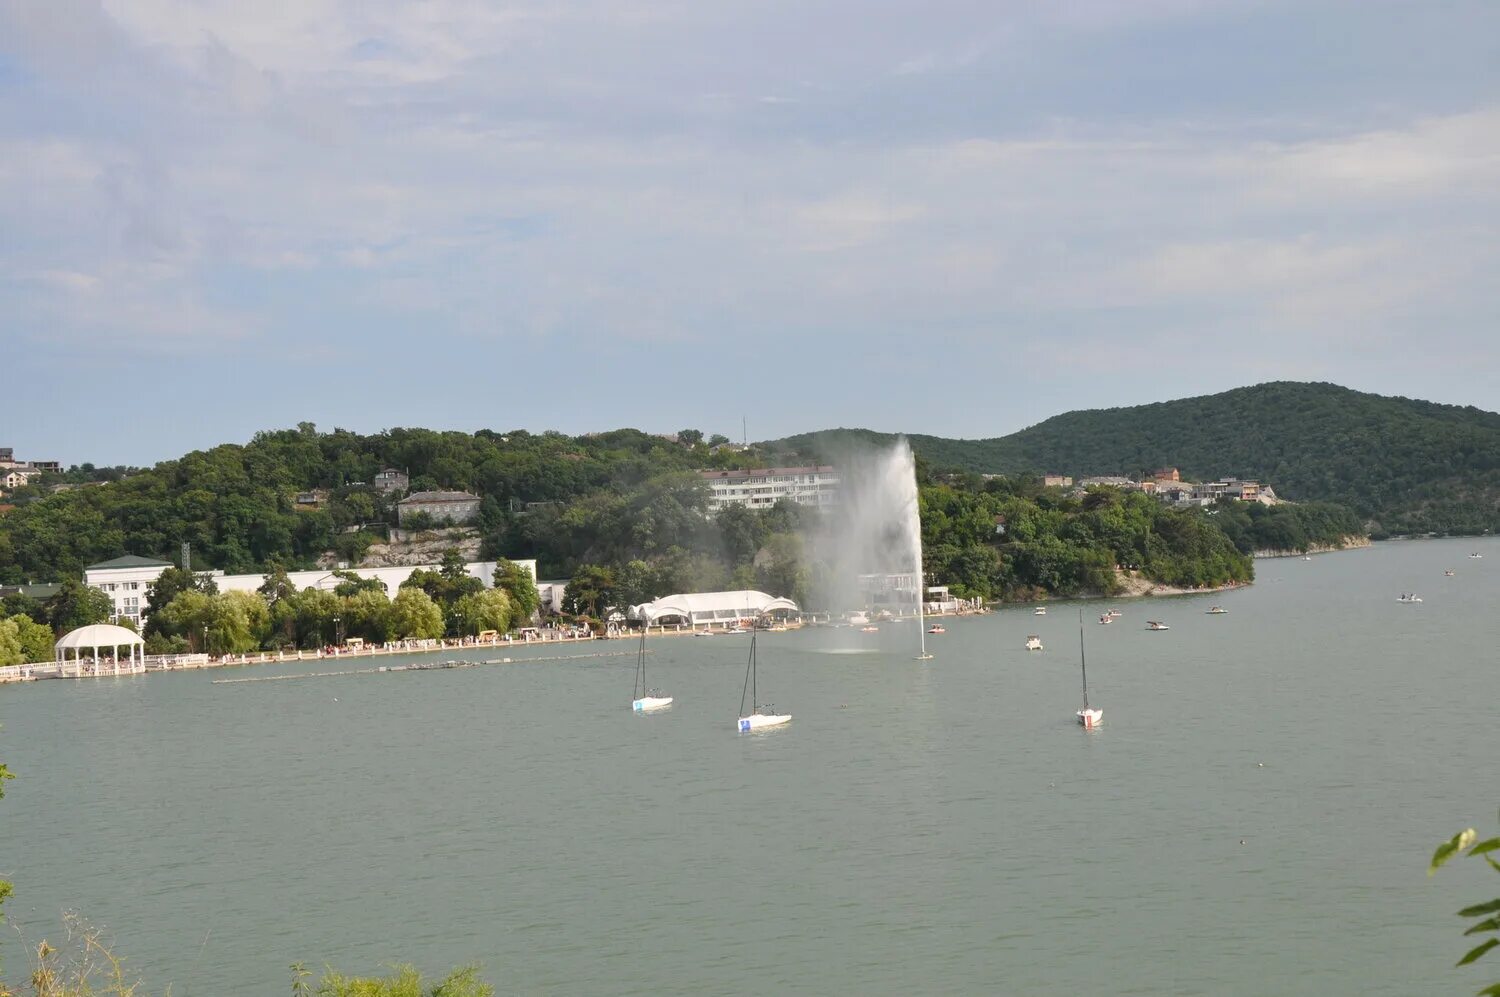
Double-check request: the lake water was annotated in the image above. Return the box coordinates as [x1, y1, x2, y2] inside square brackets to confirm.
[3, 537, 1498, 995]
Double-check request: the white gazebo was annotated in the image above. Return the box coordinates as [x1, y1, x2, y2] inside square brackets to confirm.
[55, 623, 147, 677]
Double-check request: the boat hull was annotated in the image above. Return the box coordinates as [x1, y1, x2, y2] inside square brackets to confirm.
[1077, 708, 1103, 729]
[632, 696, 673, 711]
[738, 713, 792, 731]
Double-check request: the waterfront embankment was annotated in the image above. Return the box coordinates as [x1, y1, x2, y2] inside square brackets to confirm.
[1253, 535, 1371, 558]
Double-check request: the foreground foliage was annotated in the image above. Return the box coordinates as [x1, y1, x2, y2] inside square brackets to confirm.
[1431, 814, 1500, 995]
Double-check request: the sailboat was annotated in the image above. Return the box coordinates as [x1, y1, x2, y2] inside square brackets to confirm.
[736, 631, 791, 731]
[1076, 611, 1102, 729]
[631, 628, 672, 712]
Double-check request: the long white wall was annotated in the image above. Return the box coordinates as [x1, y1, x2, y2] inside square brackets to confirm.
[88, 559, 538, 615]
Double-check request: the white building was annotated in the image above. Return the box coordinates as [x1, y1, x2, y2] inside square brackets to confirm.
[85, 556, 537, 624]
[698, 466, 838, 513]
[2, 469, 34, 490]
[83, 555, 175, 627]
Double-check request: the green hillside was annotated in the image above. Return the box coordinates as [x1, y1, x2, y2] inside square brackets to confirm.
[774, 383, 1500, 537]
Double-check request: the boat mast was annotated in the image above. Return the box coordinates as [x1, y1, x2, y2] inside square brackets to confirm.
[739, 632, 757, 717]
[635, 627, 646, 700]
[1078, 610, 1090, 709]
[917, 572, 927, 657]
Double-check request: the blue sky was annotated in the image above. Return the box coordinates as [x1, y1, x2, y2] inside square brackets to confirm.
[2, 0, 1498, 465]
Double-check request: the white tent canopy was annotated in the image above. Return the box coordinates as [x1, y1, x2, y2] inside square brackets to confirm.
[55, 623, 146, 676]
[629, 590, 799, 626]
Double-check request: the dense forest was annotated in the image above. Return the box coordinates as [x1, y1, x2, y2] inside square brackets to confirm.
[774, 382, 1500, 537]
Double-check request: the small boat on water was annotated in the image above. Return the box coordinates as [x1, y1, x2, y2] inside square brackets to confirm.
[1444, 570, 1455, 577]
[631, 629, 672, 712]
[1396, 594, 1423, 603]
[737, 632, 791, 732]
[1146, 620, 1170, 631]
[1206, 606, 1227, 615]
[1076, 612, 1102, 729]
[860, 625, 880, 633]
[692, 629, 715, 637]
[1098, 614, 1112, 625]
[926, 624, 945, 634]
[1107, 609, 1122, 618]
[1033, 606, 1047, 616]
[1025, 634, 1043, 651]
[1471, 553, 1484, 559]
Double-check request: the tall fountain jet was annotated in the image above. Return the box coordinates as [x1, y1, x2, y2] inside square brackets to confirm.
[810, 437, 930, 659]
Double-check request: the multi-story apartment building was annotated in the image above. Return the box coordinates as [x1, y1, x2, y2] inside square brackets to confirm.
[699, 466, 838, 512]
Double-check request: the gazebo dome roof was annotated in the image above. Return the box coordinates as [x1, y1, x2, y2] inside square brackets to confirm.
[55, 623, 145, 649]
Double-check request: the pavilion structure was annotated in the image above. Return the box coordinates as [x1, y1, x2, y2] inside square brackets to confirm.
[54, 623, 147, 678]
[628, 590, 799, 629]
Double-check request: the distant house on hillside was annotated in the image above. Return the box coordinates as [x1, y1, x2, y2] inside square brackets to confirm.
[1042, 474, 1073, 487]
[374, 468, 409, 494]
[1151, 467, 1181, 482]
[1079, 475, 1135, 489]
[294, 489, 329, 508]
[397, 490, 481, 526]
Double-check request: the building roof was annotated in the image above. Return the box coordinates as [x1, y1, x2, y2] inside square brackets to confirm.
[398, 490, 480, 505]
[0, 582, 62, 600]
[85, 554, 173, 571]
[629, 590, 799, 623]
[56, 623, 145, 648]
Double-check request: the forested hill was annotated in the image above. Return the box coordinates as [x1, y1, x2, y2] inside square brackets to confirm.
[773, 383, 1500, 536]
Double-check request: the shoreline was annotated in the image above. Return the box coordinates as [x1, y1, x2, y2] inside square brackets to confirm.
[1253, 535, 1371, 558]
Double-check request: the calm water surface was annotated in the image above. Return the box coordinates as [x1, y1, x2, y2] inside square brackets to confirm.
[3, 538, 1498, 995]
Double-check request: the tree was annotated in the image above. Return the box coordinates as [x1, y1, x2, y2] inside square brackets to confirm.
[454, 588, 514, 636]
[341, 588, 394, 643]
[678, 429, 704, 447]
[402, 567, 481, 608]
[9, 613, 55, 663]
[154, 590, 268, 654]
[257, 562, 297, 605]
[563, 564, 615, 618]
[332, 569, 386, 597]
[390, 588, 444, 639]
[145, 566, 219, 634]
[492, 559, 540, 622]
[440, 547, 468, 580]
[1431, 813, 1500, 994]
[708, 433, 731, 447]
[45, 579, 116, 634]
[0, 592, 46, 625]
[0, 618, 23, 666]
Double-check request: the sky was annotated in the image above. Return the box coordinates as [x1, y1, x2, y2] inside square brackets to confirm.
[1, 0, 1498, 466]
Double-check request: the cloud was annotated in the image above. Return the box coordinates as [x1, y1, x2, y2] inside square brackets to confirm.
[0, 0, 1497, 453]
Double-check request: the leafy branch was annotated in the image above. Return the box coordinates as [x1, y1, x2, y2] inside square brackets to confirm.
[1431, 812, 1500, 994]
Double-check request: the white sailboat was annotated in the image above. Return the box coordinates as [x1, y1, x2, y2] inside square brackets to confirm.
[1076, 611, 1102, 729]
[736, 631, 791, 731]
[631, 629, 672, 712]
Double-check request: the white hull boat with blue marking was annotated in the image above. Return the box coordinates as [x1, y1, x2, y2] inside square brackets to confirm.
[738, 712, 792, 731]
